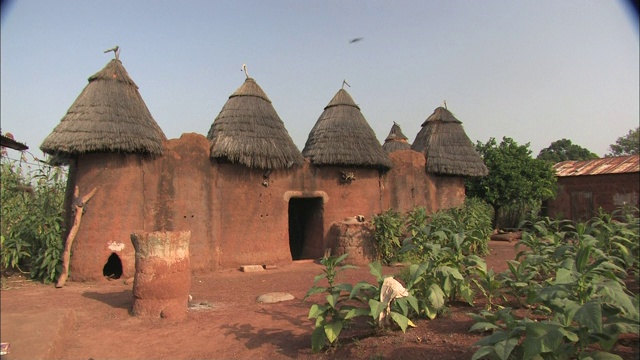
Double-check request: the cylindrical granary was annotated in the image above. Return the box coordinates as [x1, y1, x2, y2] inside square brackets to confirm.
[130, 230, 191, 319]
[329, 219, 376, 266]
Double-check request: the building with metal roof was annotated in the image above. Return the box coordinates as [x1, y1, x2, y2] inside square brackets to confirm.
[545, 155, 639, 222]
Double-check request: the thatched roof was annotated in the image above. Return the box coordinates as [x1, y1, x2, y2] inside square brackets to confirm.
[40, 59, 166, 157]
[411, 107, 488, 176]
[207, 77, 304, 170]
[1, 133, 28, 151]
[302, 89, 392, 170]
[382, 122, 411, 153]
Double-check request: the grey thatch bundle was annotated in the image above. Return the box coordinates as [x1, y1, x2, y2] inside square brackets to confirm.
[207, 77, 304, 170]
[411, 107, 488, 176]
[40, 59, 166, 157]
[382, 122, 411, 153]
[302, 89, 392, 170]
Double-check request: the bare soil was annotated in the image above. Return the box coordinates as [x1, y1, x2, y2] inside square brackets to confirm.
[1, 241, 638, 360]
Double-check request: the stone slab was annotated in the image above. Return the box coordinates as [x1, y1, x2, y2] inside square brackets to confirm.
[256, 292, 295, 304]
[241, 265, 265, 272]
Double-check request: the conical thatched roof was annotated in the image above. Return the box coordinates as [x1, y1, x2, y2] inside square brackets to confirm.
[382, 122, 411, 153]
[207, 77, 304, 170]
[40, 59, 166, 157]
[411, 107, 488, 176]
[302, 89, 392, 170]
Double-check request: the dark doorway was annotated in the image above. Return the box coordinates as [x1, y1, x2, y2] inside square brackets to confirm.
[571, 191, 594, 223]
[288, 197, 324, 260]
[103, 253, 123, 279]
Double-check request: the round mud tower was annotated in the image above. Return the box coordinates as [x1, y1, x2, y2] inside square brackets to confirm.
[329, 219, 375, 265]
[130, 230, 191, 319]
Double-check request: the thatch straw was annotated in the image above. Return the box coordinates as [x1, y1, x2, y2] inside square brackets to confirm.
[1, 134, 28, 151]
[382, 122, 411, 153]
[207, 77, 304, 170]
[302, 89, 392, 170]
[40, 59, 166, 157]
[411, 107, 488, 176]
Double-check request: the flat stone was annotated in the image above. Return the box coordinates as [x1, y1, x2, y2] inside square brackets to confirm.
[241, 265, 264, 272]
[256, 292, 294, 304]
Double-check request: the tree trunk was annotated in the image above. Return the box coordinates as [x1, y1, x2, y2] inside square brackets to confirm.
[55, 186, 97, 288]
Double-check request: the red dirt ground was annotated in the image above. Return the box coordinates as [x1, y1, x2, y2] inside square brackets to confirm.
[1, 241, 638, 360]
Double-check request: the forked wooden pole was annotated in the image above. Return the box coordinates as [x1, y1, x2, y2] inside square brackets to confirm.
[55, 186, 98, 288]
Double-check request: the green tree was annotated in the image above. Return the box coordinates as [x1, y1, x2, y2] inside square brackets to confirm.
[536, 138, 599, 163]
[607, 127, 639, 156]
[466, 137, 557, 229]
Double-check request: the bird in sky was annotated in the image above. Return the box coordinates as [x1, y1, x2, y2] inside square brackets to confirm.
[349, 37, 363, 44]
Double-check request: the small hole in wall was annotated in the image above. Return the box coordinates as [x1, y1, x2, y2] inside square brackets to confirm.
[103, 253, 123, 280]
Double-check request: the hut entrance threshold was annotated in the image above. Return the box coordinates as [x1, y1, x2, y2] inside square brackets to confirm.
[288, 197, 324, 260]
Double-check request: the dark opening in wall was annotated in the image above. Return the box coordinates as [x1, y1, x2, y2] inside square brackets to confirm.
[103, 253, 123, 279]
[288, 197, 324, 260]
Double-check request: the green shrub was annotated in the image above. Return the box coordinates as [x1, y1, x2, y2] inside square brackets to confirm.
[470, 207, 640, 360]
[372, 209, 404, 264]
[1, 155, 67, 283]
[304, 255, 417, 352]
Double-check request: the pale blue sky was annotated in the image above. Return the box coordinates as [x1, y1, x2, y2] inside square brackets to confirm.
[1, 0, 638, 159]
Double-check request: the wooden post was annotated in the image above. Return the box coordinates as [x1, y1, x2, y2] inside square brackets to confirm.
[55, 186, 98, 288]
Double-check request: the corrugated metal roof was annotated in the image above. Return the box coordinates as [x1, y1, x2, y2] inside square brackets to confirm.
[553, 155, 640, 177]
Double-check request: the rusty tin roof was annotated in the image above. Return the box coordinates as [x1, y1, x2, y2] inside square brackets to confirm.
[553, 155, 640, 177]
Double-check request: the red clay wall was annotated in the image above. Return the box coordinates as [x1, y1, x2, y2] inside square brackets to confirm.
[546, 173, 640, 221]
[68, 134, 467, 280]
[433, 175, 466, 210]
[69, 152, 157, 281]
[381, 150, 437, 213]
[212, 162, 297, 268]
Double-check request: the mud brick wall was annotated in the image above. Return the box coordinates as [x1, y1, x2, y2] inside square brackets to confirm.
[328, 220, 376, 265]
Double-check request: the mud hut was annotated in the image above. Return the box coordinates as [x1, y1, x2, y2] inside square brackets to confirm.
[40, 57, 167, 281]
[205, 75, 305, 267]
[302, 88, 392, 170]
[382, 122, 411, 153]
[411, 106, 488, 208]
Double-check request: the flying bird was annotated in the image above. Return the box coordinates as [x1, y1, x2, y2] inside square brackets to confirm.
[349, 37, 363, 44]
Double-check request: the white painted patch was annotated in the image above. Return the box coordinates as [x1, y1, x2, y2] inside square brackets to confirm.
[108, 241, 125, 252]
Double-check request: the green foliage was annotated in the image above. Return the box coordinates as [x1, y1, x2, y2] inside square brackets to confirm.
[372, 209, 404, 264]
[607, 126, 639, 156]
[465, 137, 557, 229]
[536, 138, 599, 163]
[373, 199, 492, 265]
[304, 256, 418, 353]
[399, 226, 488, 318]
[470, 208, 640, 360]
[304, 254, 360, 352]
[1, 155, 67, 283]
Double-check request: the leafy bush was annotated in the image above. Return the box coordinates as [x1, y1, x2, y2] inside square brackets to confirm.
[470, 208, 640, 360]
[372, 209, 404, 264]
[1, 154, 67, 283]
[304, 255, 417, 352]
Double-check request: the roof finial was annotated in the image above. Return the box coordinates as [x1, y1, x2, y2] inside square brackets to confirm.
[443, 100, 447, 109]
[104, 46, 120, 60]
[242, 63, 249, 78]
[342, 79, 350, 89]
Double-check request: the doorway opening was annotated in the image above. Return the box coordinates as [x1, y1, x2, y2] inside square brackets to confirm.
[103, 253, 123, 279]
[288, 197, 324, 260]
